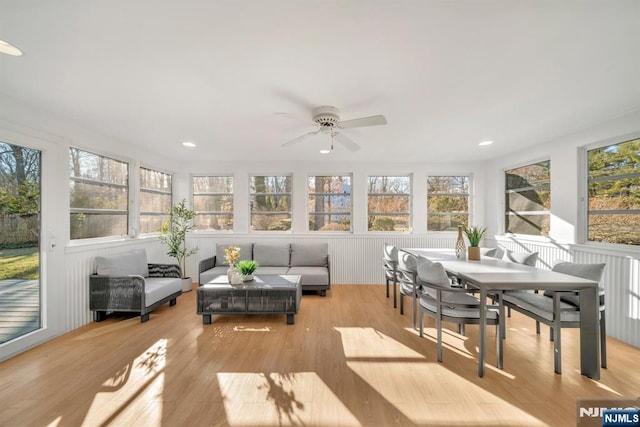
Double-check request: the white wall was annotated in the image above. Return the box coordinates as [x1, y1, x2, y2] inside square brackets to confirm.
[483, 108, 640, 347]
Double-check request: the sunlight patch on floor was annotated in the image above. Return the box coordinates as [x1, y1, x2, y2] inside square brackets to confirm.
[82, 339, 167, 426]
[217, 372, 361, 426]
[339, 328, 546, 426]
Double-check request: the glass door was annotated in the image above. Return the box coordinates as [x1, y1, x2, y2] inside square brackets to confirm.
[0, 141, 41, 344]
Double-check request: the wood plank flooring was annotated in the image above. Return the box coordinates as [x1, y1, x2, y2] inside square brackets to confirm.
[0, 284, 639, 426]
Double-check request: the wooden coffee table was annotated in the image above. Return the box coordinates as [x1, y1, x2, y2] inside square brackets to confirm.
[197, 274, 302, 325]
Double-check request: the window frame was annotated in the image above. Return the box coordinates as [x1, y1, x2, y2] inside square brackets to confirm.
[504, 159, 551, 237]
[366, 174, 412, 233]
[192, 175, 235, 231]
[426, 175, 471, 232]
[249, 174, 293, 232]
[583, 135, 640, 247]
[307, 174, 353, 233]
[138, 166, 173, 235]
[68, 147, 130, 241]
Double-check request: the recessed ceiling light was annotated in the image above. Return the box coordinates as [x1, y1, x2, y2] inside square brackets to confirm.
[479, 140, 494, 146]
[181, 141, 196, 148]
[0, 39, 23, 56]
[319, 149, 331, 154]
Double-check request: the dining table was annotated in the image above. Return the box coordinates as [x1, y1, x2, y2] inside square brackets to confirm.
[404, 248, 601, 379]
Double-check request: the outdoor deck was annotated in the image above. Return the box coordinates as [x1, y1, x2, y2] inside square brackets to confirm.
[0, 279, 40, 344]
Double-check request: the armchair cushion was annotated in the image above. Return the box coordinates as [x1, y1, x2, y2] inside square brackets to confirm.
[96, 249, 149, 277]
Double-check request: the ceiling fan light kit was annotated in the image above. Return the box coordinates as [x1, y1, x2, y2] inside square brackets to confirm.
[281, 104, 387, 153]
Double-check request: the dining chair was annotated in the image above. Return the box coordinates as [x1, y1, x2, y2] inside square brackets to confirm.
[502, 261, 606, 373]
[396, 250, 421, 329]
[417, 261, 502, 369]
[500, 251, 539, 326]
[383, 243, 399, 308]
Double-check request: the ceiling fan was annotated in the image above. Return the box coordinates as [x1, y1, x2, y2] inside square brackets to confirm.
[281, 105, 387, 152]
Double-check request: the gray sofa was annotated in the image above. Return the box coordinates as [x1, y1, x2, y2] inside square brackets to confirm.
[89, 249, 183, 322]
[198, 242, 330, 296]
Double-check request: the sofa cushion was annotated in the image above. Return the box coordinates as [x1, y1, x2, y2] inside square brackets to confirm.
[145, 277, 182, 306]
[199, 266, 230, 285]
[253, 243, 290, 266]
[96, 249, 149, 277]
[290, 242, 328, 267]
[215, 243, 253, 266]
[287, 267, 329, 286]
[255, 266, 290, 275]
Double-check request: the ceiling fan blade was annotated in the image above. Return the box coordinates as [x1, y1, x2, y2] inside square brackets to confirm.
[334, 132, 360, 151]
[281, 129, 320, 147]
[338, 115, 387, 129]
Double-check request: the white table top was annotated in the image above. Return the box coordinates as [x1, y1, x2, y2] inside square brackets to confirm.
[403, 248, 598, 291]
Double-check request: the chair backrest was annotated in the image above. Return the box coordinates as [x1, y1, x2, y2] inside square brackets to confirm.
[383, 243, 398, 263]
[417, 261, 457, 301]
[503, 250, 538, 267]
[397, 250, 418, 273]
[548, 261, 606, 307]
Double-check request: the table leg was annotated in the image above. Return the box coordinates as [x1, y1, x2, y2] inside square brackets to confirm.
[497, 292, 504, 370]
[478, 287, 487, 377]
[203, 314, 211, 325]
[579, 286, 600, 379]
[287, 313, 294, 325]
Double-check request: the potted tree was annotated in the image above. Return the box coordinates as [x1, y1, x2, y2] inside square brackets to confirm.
[159, 199, 198, 291]
[464, 225, 487, 261]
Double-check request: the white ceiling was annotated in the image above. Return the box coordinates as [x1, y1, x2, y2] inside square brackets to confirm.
[0, 0, 639, 163]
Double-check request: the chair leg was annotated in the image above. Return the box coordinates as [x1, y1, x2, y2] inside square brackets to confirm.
[399, 293, 404, 315]
[386, 279, 389, 298]
[496, 323, 503, 369]
[553, 326, 561, 374]
[550, 327, 554, 341]
[412, 294, 418, 330]
[600, 310, 607, 368]
[419, 309, 424, 337]
[535, 320, 540, 335]
[436, 314, 443, 362]
[499, 294, 506, 339]
[458, 324, 465, 335]
[393, 279, 397, 309]
[507, 306, 511, 317]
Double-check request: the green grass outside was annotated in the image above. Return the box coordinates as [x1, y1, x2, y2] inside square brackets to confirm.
[0, 247, 39, 280]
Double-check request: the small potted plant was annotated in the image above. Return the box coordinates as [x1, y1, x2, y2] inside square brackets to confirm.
[159, 199, 198, 291]
[464, 225, 487, 261]
[236, 260, 258, 282]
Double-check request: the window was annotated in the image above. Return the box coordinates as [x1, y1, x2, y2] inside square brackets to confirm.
[69, 148, 128, 239]
[250, 175, 292, 231]
[587, 138, 640, 245]
[308, 175, 351, 231]
[427, 176, 470, 231]
[505, 160, 550, 236]
[139, 167, 172, 234]
[193, 176, 234, 230]
[367, 175, 411, 232]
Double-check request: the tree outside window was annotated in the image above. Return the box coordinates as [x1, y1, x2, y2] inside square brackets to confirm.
[367, 175, 411, 232]
[588, 138, 640, 245]
[427, 175, 469, 231]
[250, 175, 292, 231]
[193, 176, 234, 231]
[308, 175, 351, 232]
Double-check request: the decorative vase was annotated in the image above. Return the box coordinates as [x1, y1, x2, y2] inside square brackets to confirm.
[227, 264, 237, 284]
[468, 246, 481, 261]
[241, 274, 254, 282]
[455, 225, 466, 259]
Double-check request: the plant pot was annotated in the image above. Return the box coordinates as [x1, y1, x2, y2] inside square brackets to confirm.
[241, 274, 254, 282]
[468, 246, 481, 261]
[181, 277, 193, 292]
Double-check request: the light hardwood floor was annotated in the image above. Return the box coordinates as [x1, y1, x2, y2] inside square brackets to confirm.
[1, 284, 639, 427]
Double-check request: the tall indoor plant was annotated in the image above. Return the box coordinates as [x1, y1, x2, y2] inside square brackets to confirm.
[159, 199, 198, 291]
[464, 225, 487, 261]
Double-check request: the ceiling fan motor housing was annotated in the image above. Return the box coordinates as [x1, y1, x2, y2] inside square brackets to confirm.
[313, 105, 340, 127]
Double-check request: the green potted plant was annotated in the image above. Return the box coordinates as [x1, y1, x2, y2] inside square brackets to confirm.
[236, 260, 258, 282]
[464, 225, 487, 261]
[159, 199, 198, 291]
